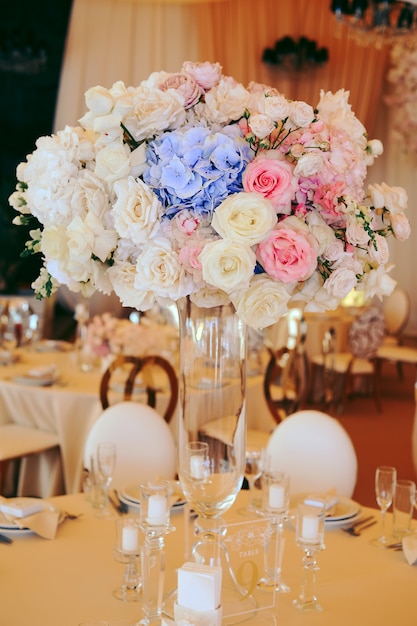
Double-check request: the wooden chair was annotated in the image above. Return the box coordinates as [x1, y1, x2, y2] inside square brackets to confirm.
[99, 354, 178, 423]
[0, 424, 60, 496]
[377, 287, 415, 380]
[309, 307, 385, 414]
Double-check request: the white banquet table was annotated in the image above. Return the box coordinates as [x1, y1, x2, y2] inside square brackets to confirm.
[0, 346, 276, 497]
[1, 491, 416, 626]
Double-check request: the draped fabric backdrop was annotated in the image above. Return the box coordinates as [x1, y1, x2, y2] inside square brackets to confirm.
[54, 0, 417, 334]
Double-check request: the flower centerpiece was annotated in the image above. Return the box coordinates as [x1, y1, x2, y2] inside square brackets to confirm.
[82, 312, 178, 359]
[9, 61, 410, 330]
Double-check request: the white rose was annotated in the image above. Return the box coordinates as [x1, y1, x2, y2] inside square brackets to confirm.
[70, 170, 111, 222]
[84, 85, 114, 116]
[368, 182, 408, 214]
[368, 234, 390, 265]
[41, 225, 69, 267]
[249, 113, 275, 139]
[135, 237, 192, 300]
[204, 76, 249, 124]
[289, 101, 315, 127]
[108, 260, 155, 310]
[66, 216, 95, 264]
[131, 84, 186, 142]
[231, 275, 290, 330]
[113, 177, 162, 245]
[294, 152, 324, 177]
[84, 211, 118, 262]
[211, 192, 277, 245]
[258, 93, 291, 120]
[94, 143, 131, 184]
[324, 267, 357, 299]
[323, 239, 345, 262]
[361, 264, 397, 300]
[190, 287, 230, 309]
[390, 213, 411, 240]
[346, 217, 370, 246]
[199, 239, 256, 292]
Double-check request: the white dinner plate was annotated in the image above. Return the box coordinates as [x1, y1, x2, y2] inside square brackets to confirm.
[289, 494, 361, 524]
[12, 374, 59, 386]
[121, 480, 186, 510]
[0, 498, 62, 534]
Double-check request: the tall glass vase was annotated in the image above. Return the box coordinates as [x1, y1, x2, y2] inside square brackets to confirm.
[176, 295, 247, 564]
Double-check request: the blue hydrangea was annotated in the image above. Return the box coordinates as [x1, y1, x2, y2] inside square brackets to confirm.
[142, 126, 253, 218]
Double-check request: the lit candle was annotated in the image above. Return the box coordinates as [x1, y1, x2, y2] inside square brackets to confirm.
[301, 514, 319, 541]
[122, 523, 138, 552]
[269, 484, 285, 510]
[146, 494, 167, 525]
[190, 454, 205, 479]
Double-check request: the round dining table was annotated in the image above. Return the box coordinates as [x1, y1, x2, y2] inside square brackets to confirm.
[1, 489, 416, 626]
[0, 343, 276, 497]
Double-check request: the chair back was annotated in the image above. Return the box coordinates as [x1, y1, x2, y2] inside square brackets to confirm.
[266, 409, 358, 497]
[382, 287, 410, 338]
[83, 401, 176, 490]
[99, 354, 178, 423]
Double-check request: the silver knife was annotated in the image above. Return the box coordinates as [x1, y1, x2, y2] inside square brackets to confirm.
[0, 533, 13, 544]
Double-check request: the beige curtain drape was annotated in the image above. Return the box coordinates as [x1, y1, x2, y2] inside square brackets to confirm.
[54, 0, 417, 334]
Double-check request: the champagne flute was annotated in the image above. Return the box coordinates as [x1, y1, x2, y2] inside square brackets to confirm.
[96, 442, 117, 516]
[371, 465, 397, 547]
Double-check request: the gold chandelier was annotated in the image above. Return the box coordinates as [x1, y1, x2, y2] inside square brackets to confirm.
[331, 1, 417, 48]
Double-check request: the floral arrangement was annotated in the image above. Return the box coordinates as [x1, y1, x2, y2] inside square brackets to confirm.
[9, 61, 410, 329]
[80, 312, 178, 358]
[385, 37, 417, 157]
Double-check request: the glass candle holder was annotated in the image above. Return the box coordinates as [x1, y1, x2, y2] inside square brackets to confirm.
[139, 480, 174, 625]
[113, 516, 141, 602]
[259, 471, 290, 593]
[293, 503, 326, 613]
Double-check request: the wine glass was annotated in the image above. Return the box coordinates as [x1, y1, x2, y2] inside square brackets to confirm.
[96, 442, 116, 517]
[371, 465, 397, 547]
[241, 447, 266, 515]
[292, 503, 326, 613]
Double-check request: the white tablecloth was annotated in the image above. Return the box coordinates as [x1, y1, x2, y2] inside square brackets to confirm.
[0, 347, 276, 497]
[1, 491, 416, 626]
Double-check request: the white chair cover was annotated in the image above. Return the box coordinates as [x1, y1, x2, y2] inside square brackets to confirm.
[266, 409, 358, 498]
[83, 401, 176, 490]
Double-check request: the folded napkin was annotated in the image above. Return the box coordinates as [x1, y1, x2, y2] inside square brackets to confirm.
[402, 534, 417, 565]
[0, 496, 60, 540]
[304, 489, 338, 515]
[14, 510, 60, 540]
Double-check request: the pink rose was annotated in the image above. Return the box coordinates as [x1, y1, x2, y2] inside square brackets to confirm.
[257, 228, 317, 283]
[242, 154, 296, 210]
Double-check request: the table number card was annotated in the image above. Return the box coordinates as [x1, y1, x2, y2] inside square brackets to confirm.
[221, 515, 278, 619]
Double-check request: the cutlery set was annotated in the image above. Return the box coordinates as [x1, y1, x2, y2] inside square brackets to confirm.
[341, 515, 377, 536]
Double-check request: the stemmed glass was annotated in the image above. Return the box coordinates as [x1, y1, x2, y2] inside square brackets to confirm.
[371, 465, 397, 547]
[96, 442, 116, 517]
[293, 503, 326, 613]
[242, 447, 266, 515]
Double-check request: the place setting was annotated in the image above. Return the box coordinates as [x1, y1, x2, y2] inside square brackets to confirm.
[12, 363, 61, 387]
[0, 496, 66, 540]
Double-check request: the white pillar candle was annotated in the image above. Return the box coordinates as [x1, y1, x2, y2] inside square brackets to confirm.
[122, 524, 138, 552]
[269, 484, 285, 510]
[301, 515, 319, 541]
[190, 454, 205, 479]
[146, 494, 167, 525]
